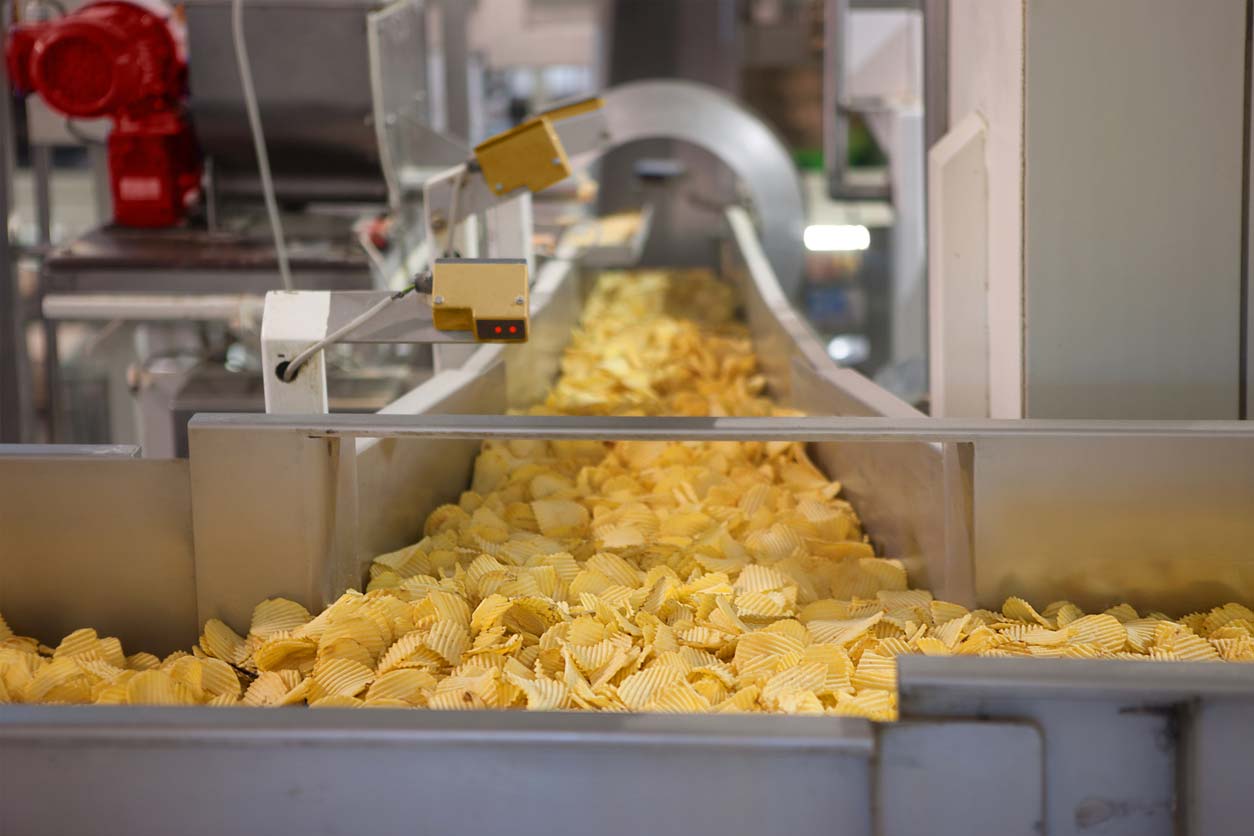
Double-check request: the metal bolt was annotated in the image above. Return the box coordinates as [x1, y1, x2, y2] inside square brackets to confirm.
[552, 157, 562, 166]
[384, 114, 397, 126]
[494, 183, 504, 191]
[434, 295, 445, 305]
[514, 295, 524, 305]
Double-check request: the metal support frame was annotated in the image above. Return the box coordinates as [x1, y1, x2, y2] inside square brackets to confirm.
[0, 6, 21, 442]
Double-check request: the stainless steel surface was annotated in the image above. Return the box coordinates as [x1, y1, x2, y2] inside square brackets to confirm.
[974, 433, 1254, 615]
[599, 81, 807, 298]
[43, 293, 265, 323]
[0, 708, 874, 836]
[0, 457, 196, 654]
[186, 0, 428, 201]
[31, 145, 52, 247]
[188, 428, 348, 630]
[876, 720, 1044, 834]
[923, 0, 949, 150]
[898, 655, 1254, 836]
[0, 443, 139, 457]
[1023, 0, 1246, 419]
[42, 226, 377, 294]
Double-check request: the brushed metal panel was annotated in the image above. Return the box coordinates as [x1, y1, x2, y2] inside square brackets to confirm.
[0, 708, 872, 836]
[355, 364, 506, 563]
[974, 435, 1254, 614]
[188, 428, 346, 633]
[0, 458, 196, 654]
[1023, 0, 1246, 418]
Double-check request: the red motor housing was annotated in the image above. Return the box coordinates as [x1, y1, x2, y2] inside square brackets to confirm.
[6, 1, 201, 227]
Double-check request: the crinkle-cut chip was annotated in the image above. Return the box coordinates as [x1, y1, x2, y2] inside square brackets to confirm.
[877, 589, 933, 612]
[913, 636, 951, 656]
[1060, 643, 1105, 659]
[367, 669, 435, 705]
[470, 594, 513, 634]
[424, 503, 470, 537]
[318, 638, 375, 671]
[676, 625, 724, 648]
[310, 694, 363, 709]
[733, 631, 807, 672]
[852, 651, 897, 691]
[929, 600, 969, 626]
[1012, 625, 1074, 647]
[586, 552, 644, 588]
[807, 612, 884, 646]
[1122, 619, 1159, 653]
[469, 506, 511, 544]
[248, 598, 314, 640]
[1159, 630, 1221, 662]
[199, 657, 242, 698]
[597, 525, 646, 549]
[1051, 603, 1084, 628]
[618, 665, 684, 710]
[761, 662, 826, 707]
[567, 639, 617, 673]
[648, 680, 711, 713]
[853, 558, 905, 592]
[254, 638, 317, 673]
[1068, 614, 1127, 653]
[506, 597, 568, 636]
[423, 620, 470, 665]
[53, 627, 100, 659]
[955, 626, 1005, 655]
[1103, 603, 1139, 623]
[737, 483, 772, 516]
[505, 673, 570, 710]
[1202, 603, 1254, 635]
[1001, 596, 1053, 627]
[319, 617, 386, 660]
[126, 670, 195, 706]
[200, 619, 247, 664]
[424, 590, 472, 630]
[165, 656, 206, 700]
[312, 658, 375, 698]
[537, 552, 581, 585]
[833, 689, 896, 721]
[660, 511, 713, 538]
[708, 596, 749, 636]
[875, 637, 913, 657]
[735, 590, 796, 620]
[532, 499, 590, 537]
[563, 617, 606, 647]
[1212, 636, 1254, 661]
[745, 523, 805, 560]
[0, 611, 12, 642]
[126, 652, 161, 671]
[734, 564, 792, 595]
[799, 599, 851, 624]
[76, 656, 126, 684]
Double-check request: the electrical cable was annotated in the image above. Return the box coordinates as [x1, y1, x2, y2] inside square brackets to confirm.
[231, 0, 293, 291]
[279, 286, 414, 382]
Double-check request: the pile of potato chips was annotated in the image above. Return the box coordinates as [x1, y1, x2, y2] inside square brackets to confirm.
[2, 269, 1252, 716]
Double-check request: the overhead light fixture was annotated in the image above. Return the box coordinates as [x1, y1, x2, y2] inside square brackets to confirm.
[804, 224, 871, 252]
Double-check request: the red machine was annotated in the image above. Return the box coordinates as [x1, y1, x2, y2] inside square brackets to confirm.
[6, 1, 201, 227]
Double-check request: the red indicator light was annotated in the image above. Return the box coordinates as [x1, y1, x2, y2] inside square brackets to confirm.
[494, 325, 502, 334]
[509, 325, 518, 334]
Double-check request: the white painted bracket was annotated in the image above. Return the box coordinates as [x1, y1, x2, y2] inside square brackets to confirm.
[261, 291, 332, 415]
[928, 112, 989, 419]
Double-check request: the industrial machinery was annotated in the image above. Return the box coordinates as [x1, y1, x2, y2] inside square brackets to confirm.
[6, 0, 201, 227]
[4, 8, 1254, 835]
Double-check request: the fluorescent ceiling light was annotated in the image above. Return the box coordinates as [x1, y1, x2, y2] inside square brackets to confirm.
[804, 224, 870, 252]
